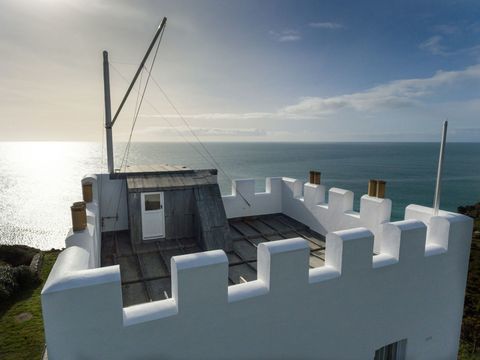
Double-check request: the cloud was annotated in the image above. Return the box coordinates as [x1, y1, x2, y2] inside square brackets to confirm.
[420, 22, 480, 58]
[132, 126, 267, 137]
[281, 64, 480, 116]
[143, 64, 480, 121]
[308, 22, 344, 30]
[419, 35, 480, 58]
[419, 35, 446, 55]
[141, 112, 277, 121]
[269, 29, 301, 42]
[269, 22, 344, 43]
[433, 24, 460, 35]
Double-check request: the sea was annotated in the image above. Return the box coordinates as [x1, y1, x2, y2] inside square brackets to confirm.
[0, 142, 478, 250]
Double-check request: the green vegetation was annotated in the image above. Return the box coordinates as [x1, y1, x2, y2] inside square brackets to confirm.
[0, 250, 59, 360]
[0, 265, 40, 302]
[459, 203, 480, 360]
[0, 245, 39, 267]
[0, 245, 41, 303]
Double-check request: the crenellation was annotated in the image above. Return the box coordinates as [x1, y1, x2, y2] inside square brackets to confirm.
[308, 265, 340, 284]
[326, 228, 374, 275]
[257, 238, 310, 292]
[303, 183, 326, 207]
[383, 220, 427, 263]
[228, 280, 268, 303]
[281, 177, 303, 200]
[223, 177, 283, 218]
[232, 178, 255, 203]
[265, 176, 282, 196]
[427, 216, 452, 253]
[359, 194, 392, 253]
[328, 187, 354, 213]
[171, 250, 229, 310]
[406, 204, 474, 255]
[123, 298, 178, 326]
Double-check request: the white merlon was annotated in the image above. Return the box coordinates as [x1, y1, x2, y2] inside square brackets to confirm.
[41, 175, 474, 359]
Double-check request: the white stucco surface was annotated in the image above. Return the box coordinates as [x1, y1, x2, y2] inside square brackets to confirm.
[224, 177, 392, 252]
[41, 175, 473, 360]
[95, 174, 129, 232]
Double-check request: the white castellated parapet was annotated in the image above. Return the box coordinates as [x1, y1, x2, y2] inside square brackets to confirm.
[41, 175, 473, 360]
[223, 177, 392, 252]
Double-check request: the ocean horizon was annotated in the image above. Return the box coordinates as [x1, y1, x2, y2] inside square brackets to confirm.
[0, 141, 478, 250]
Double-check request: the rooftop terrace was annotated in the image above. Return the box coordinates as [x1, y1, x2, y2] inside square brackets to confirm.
[101, 213, 325, 307]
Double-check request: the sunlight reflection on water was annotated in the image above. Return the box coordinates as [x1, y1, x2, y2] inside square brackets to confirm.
[0, 142, 102, 249]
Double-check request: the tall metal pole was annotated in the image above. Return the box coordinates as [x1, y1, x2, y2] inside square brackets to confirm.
[103, 50, 114, 174]
[111, 17, 167, 126]
[433, 120, 448, 215]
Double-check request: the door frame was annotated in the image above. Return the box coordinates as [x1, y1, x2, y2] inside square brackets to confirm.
[140, 191, 165, 240]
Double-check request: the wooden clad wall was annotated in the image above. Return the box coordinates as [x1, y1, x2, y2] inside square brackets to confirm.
[127, 191, 142, 247]
[126, 171, 231, 252]
[128, 189, 196, 247]
[193, 184, 232, 252]
[164, 189, 195, 240]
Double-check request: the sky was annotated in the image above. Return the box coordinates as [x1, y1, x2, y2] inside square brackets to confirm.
[0, 0, 479, 142]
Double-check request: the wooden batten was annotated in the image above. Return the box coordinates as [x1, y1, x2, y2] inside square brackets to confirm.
[309, 171, 315, 184]
[313, 171, 321, 185]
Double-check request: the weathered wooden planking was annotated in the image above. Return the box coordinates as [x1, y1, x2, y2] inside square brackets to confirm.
[127, 191, 142, 247]
[193, 184, 232, 251]
[126, 170, 217, 192]
[123, 164, 190, 173]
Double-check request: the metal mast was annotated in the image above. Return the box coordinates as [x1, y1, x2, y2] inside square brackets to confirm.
[102, 17, 167, 174]
[433, 120, 448, 215]
[103, 51, 114, 174]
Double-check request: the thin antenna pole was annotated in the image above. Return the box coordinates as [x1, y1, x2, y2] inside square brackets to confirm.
[111, 17, 167, 127]
[433, 120, 448, 215]
[103, 50, 114, 174]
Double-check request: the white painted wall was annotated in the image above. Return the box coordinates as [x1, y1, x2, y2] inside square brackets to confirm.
[223, 177, 392, 253]
[96, 174, 129, 232]
[42, 174, 473, 359]
[222, 177, 283, 218]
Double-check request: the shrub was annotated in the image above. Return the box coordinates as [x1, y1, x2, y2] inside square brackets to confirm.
[0, 265, 17, 302]
[0, 245, 38, 267]
[12, 265, 39, 287]
[0, 264, 39, 302]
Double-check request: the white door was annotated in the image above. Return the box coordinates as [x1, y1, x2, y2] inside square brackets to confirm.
[141, 192, 165, 240]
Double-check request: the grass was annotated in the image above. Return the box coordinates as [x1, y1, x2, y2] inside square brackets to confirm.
[0, 250, 59, 360]
[458, 203, 480, 360]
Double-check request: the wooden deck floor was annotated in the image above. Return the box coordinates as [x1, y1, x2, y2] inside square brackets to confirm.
[101, 213, 325, 307]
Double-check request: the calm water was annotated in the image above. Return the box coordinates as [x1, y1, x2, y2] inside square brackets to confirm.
[0, 142, 478, 250]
